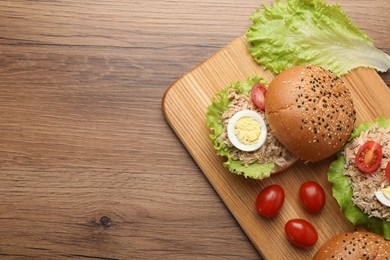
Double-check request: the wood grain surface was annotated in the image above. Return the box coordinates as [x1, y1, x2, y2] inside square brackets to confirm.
[162, 36, 390, 259]
[0, 0, 388, 259]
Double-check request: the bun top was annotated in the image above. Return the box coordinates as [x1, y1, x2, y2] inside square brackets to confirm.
[265, 65, 356, 161]
[313, 231, 390, 259]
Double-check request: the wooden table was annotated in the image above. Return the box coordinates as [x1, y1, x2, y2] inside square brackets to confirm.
[0, 0, 388, 259]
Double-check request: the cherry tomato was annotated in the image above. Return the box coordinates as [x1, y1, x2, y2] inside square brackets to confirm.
[355, 141, 382, 173]
[256, 185, 284, 217]
[251, 83, 267, 111]
[285, 219, 318, 247]
[386, 162, 390, 180]
[299, 181, 326, 212]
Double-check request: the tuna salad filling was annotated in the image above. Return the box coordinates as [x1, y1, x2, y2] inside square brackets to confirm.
[343, 123, 390, 221]
[218, 88, 297, 171]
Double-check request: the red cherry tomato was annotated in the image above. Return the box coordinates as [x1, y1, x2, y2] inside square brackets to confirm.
[285, 219, 318, 247]
[299, 181, 326, 212]
[251, 83, 267, 111]
[386, 162, 390, 180]
[355, 141, 382, 173]
[256, 185, 284, 217]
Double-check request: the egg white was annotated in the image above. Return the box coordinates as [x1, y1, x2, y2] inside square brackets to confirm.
[374, 191, 390, 207]
[227, 110, 267, 152]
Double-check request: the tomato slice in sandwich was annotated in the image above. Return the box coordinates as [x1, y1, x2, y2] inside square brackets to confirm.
[386, 162, 390, 180]
[251, 83, 267, 110]
[355, 141, 382, 173]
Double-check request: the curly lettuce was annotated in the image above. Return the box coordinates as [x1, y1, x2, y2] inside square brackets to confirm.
[246, 0, 390, 76]
[328, 116, 390, 239]
[206, 76, 275, 179]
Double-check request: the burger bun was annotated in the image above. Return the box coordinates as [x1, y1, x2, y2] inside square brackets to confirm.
[265, 65, 356, 161]
[313, 231, 390, 259]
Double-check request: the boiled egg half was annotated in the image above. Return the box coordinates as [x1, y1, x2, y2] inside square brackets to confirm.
[374, 187, 390, 207]
[227, 110, 267, 152]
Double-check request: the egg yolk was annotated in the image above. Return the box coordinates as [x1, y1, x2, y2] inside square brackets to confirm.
[234, 116, 261, 145]
[383, 187, 390, 200]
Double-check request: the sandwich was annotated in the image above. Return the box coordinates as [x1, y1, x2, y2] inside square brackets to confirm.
[206, 76, 298, 179]
[206, 64, 357, 178]
[328, 116, 390, 239]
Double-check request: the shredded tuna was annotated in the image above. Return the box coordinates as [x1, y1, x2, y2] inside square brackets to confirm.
[217, 88, 297, 173]
[343, 123, 390, 221]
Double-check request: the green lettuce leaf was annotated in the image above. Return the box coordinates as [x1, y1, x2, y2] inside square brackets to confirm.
[246, 0, 390, 76]
[328, 116, 390, 239]
[206, 76, 275, 179]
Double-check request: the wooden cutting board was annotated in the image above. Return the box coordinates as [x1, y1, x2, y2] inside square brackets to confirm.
[162, 35, 390, 259]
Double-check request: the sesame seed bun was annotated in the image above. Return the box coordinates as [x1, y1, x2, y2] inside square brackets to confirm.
[313, 231, 390, 259]
[265, 65, 356, 161]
